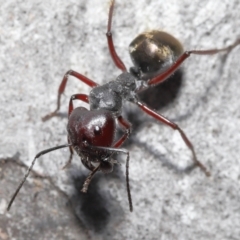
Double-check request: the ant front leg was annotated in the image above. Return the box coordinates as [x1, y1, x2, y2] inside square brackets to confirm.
[61, 93, 89, 169]
[135, 101, 210, 176]
[147, 38, 240, 86]
[106, 0, 127, 72]
[81, 164, 101, 193]
[68, 93, 89, 116]
[42, 70, 97, 121]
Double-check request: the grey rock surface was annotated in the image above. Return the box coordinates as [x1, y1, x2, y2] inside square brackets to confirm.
[1, 0, 240, 239]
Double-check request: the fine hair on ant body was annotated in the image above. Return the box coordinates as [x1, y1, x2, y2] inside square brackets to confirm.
[7, 0, 240, 212]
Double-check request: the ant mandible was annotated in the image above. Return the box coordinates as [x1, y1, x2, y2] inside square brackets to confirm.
[7, 0, 240, 212]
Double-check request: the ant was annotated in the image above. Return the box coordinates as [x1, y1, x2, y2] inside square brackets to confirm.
[7, 0, 240, 212]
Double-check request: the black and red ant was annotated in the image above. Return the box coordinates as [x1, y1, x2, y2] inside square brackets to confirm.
[7, 0, 240, 212]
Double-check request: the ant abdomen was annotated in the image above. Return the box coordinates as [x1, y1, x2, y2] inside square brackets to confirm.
[129, 30, 183, 80]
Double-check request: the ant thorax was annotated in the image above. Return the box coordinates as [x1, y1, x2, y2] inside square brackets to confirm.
[89, 72, 137, 114]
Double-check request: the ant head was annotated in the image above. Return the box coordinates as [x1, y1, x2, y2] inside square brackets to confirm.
[67, 107, 116, 155]
[129, 30, 183, 80]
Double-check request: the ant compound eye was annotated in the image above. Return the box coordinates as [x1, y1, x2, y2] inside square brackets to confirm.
[94, 126, 102, 135]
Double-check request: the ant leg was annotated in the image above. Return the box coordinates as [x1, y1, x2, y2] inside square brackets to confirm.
[61, 93, 89, 169]
[114, 116, 131, 148]
[68, 93, 89, 116]
[106, 0, 127, 72]
[7, 143, 71, 211]
[135, 101, 210, 177]
[148, 38, 240, 86]
[42, 70, 97, 121]
[81, 164, 101, 193]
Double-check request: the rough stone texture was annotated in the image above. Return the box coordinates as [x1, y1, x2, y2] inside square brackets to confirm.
[0, 0, 240, 239]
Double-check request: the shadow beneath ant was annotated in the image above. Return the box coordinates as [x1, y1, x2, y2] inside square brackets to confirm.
[132, 137, 197, 174]
[67, 165, 124, 233]
[138, 69, 183, 110]
[171, 54, 229, 122]
[68, 171, 110, 233]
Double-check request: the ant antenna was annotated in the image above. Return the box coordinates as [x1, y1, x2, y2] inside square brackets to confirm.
[7, 143, 72, 211]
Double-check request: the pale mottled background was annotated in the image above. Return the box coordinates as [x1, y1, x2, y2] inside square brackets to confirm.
[0, 0, 240, 239]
